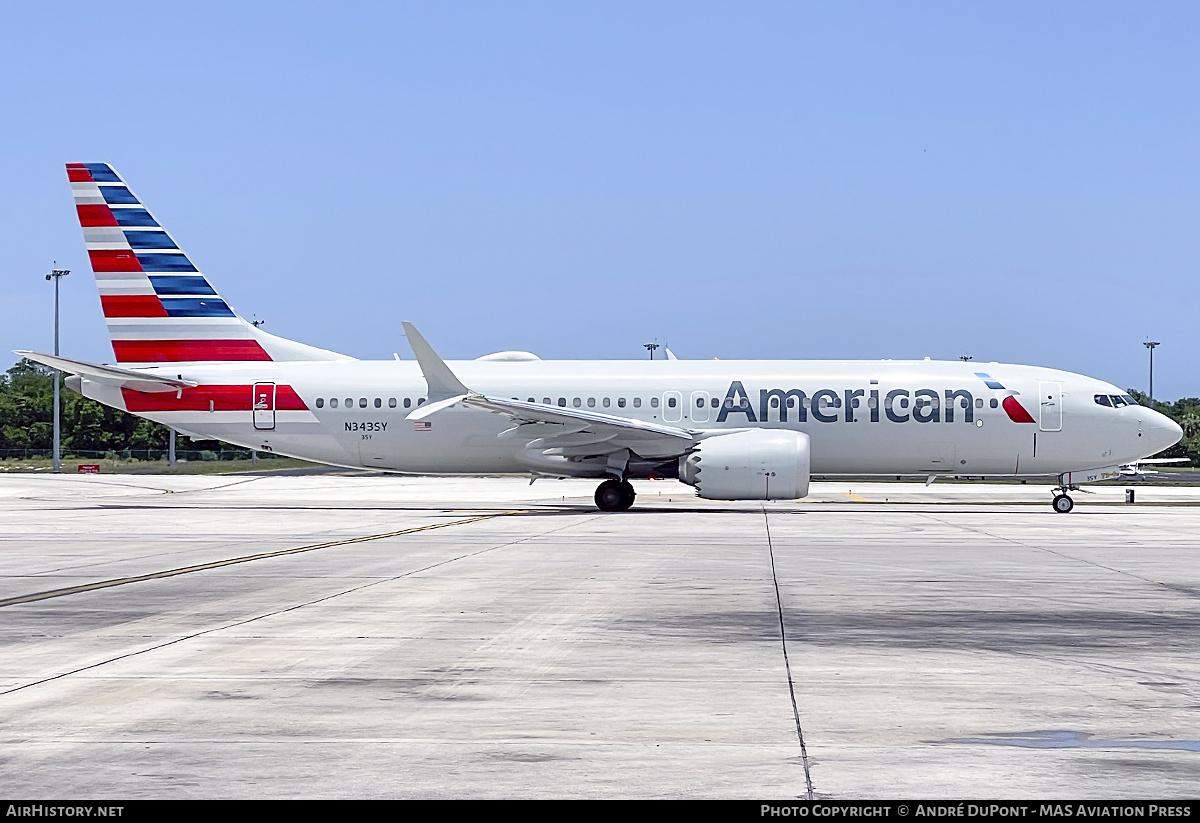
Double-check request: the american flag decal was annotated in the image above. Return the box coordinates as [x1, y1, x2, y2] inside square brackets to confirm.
[413, 421, 432, 431]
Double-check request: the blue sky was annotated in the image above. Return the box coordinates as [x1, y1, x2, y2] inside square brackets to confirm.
[2, 1, 1196, 399]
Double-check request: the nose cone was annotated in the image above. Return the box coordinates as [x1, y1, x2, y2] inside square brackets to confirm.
[1144, 409, 1183, 455]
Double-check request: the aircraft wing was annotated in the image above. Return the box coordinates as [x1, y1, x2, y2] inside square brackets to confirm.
[14, 350, 198, 393]
[462, 395, 695, 458]
[401, 323, 698, 461]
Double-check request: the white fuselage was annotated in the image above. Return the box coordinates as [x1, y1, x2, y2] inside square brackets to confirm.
[78, 357, 1181, 479]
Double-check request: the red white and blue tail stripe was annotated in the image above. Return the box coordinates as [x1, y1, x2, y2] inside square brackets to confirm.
[68, 163, 347, 365]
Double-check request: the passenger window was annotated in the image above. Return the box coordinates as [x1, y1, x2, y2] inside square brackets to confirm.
[695, 397, 704, 408]
[316, 398, 324, 408]
[374, 398, 382, 408]
[587, 398, 596, 408]
[975, 398, 983, 408]
[404, 398, 411, 408]
[990, 398, 998, 408]
[603, 398, 611, 408]
[345, 398, 352, 408]
[711, 397, 719, 408]
[418, 398, 426, 405]
[867, 397, 877, 409]
[633, 398, 642, 408]
[573, 398, 581, 408]
[558, 397, 566, 407]
[651, 397, 660, 408]
[725, 398, 734, 408]
[389, 398, 397, 408]
[527, 397, 535, 403]
[543, 397, 551, 405]
[618, 398, 626, 408]
[667, 397, 677, 408]
[770, 397, 780, 408]
[330, 398, 339, 409]
[359, 398, 367, 408]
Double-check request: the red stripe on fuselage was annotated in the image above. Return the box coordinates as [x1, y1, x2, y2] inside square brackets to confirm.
[1002, 395, 1036, 423]
[101, 295, 168, 317]
[89, 249, 143, 272]
[77, 204, 119, 227]
[122, 385, 308, 412]
[111, 340, 273, 363]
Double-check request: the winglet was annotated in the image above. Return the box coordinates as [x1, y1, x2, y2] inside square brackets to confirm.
[402, 322, 472, 402]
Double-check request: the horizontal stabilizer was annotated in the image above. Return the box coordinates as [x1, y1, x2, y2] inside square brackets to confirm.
[15, 350, 198, 393]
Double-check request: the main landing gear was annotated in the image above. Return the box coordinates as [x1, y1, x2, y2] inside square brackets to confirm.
[595, 478, 636, 512]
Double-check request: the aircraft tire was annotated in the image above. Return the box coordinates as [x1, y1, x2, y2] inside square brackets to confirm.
[1052, 494, 1074, 513]
[595, 479, 626, 512]
[618, 480, 636, 511]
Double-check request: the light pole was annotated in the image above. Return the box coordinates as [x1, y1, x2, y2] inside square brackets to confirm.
[45, 267, 70, 473]
[643, 342, 659, 361]
[1144, 339, 1160, 405]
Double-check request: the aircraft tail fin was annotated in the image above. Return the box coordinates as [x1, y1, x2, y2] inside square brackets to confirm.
[66, 163, 350, 365]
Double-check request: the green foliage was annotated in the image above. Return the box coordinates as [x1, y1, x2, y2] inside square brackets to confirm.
[1128, 389, 1200, 465]
[0, 358, 191, 453]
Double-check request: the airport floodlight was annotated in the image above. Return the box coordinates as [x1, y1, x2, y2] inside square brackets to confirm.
[644, 342, 659, 361]
[45, 267, 70, 473]
[959, 355, 973, 362]
[1144, 340, 1160, 404]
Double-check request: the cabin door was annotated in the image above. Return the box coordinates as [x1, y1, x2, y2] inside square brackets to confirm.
[1039, 382, 1062, 432]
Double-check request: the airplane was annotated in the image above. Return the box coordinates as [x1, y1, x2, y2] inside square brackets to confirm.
[1119, 457, 1191, 478]
[18, 163, 1184, 514]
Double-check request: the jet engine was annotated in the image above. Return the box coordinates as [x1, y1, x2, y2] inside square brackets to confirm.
[678, 429, 811, 500]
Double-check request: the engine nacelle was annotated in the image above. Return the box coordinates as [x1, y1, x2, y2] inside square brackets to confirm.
[679, 429, 811, 500]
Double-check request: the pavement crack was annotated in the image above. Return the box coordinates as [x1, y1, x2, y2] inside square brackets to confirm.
[763, 507, 815, 800]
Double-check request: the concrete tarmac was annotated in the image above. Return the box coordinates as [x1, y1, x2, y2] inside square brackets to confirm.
[2, 474, 1199, 798]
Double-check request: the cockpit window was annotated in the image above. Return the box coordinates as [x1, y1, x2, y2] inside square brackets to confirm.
[1111, 395, 1129, 408]
[1094, 394, 1112, 407]
[1120, 394, 1138, 406]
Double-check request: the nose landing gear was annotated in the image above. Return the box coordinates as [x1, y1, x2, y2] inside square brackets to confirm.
[595, 478, 636, 512]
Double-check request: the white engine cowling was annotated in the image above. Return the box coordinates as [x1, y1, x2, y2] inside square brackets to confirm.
[679, 429, 811, 500]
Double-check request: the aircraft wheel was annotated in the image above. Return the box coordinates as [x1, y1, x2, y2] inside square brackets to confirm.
[595, 479, 626, 512]
[618, 480, 636, 511]
[1052, 493, 1074, 513]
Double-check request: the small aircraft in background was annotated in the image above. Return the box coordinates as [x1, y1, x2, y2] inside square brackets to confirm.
[1119, 457, 1192, 478]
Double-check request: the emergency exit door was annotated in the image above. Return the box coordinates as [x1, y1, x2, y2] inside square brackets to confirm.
[253, 382, 276, 430]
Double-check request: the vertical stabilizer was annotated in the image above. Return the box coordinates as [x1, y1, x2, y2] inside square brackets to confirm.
[67, 163, 349, 365]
